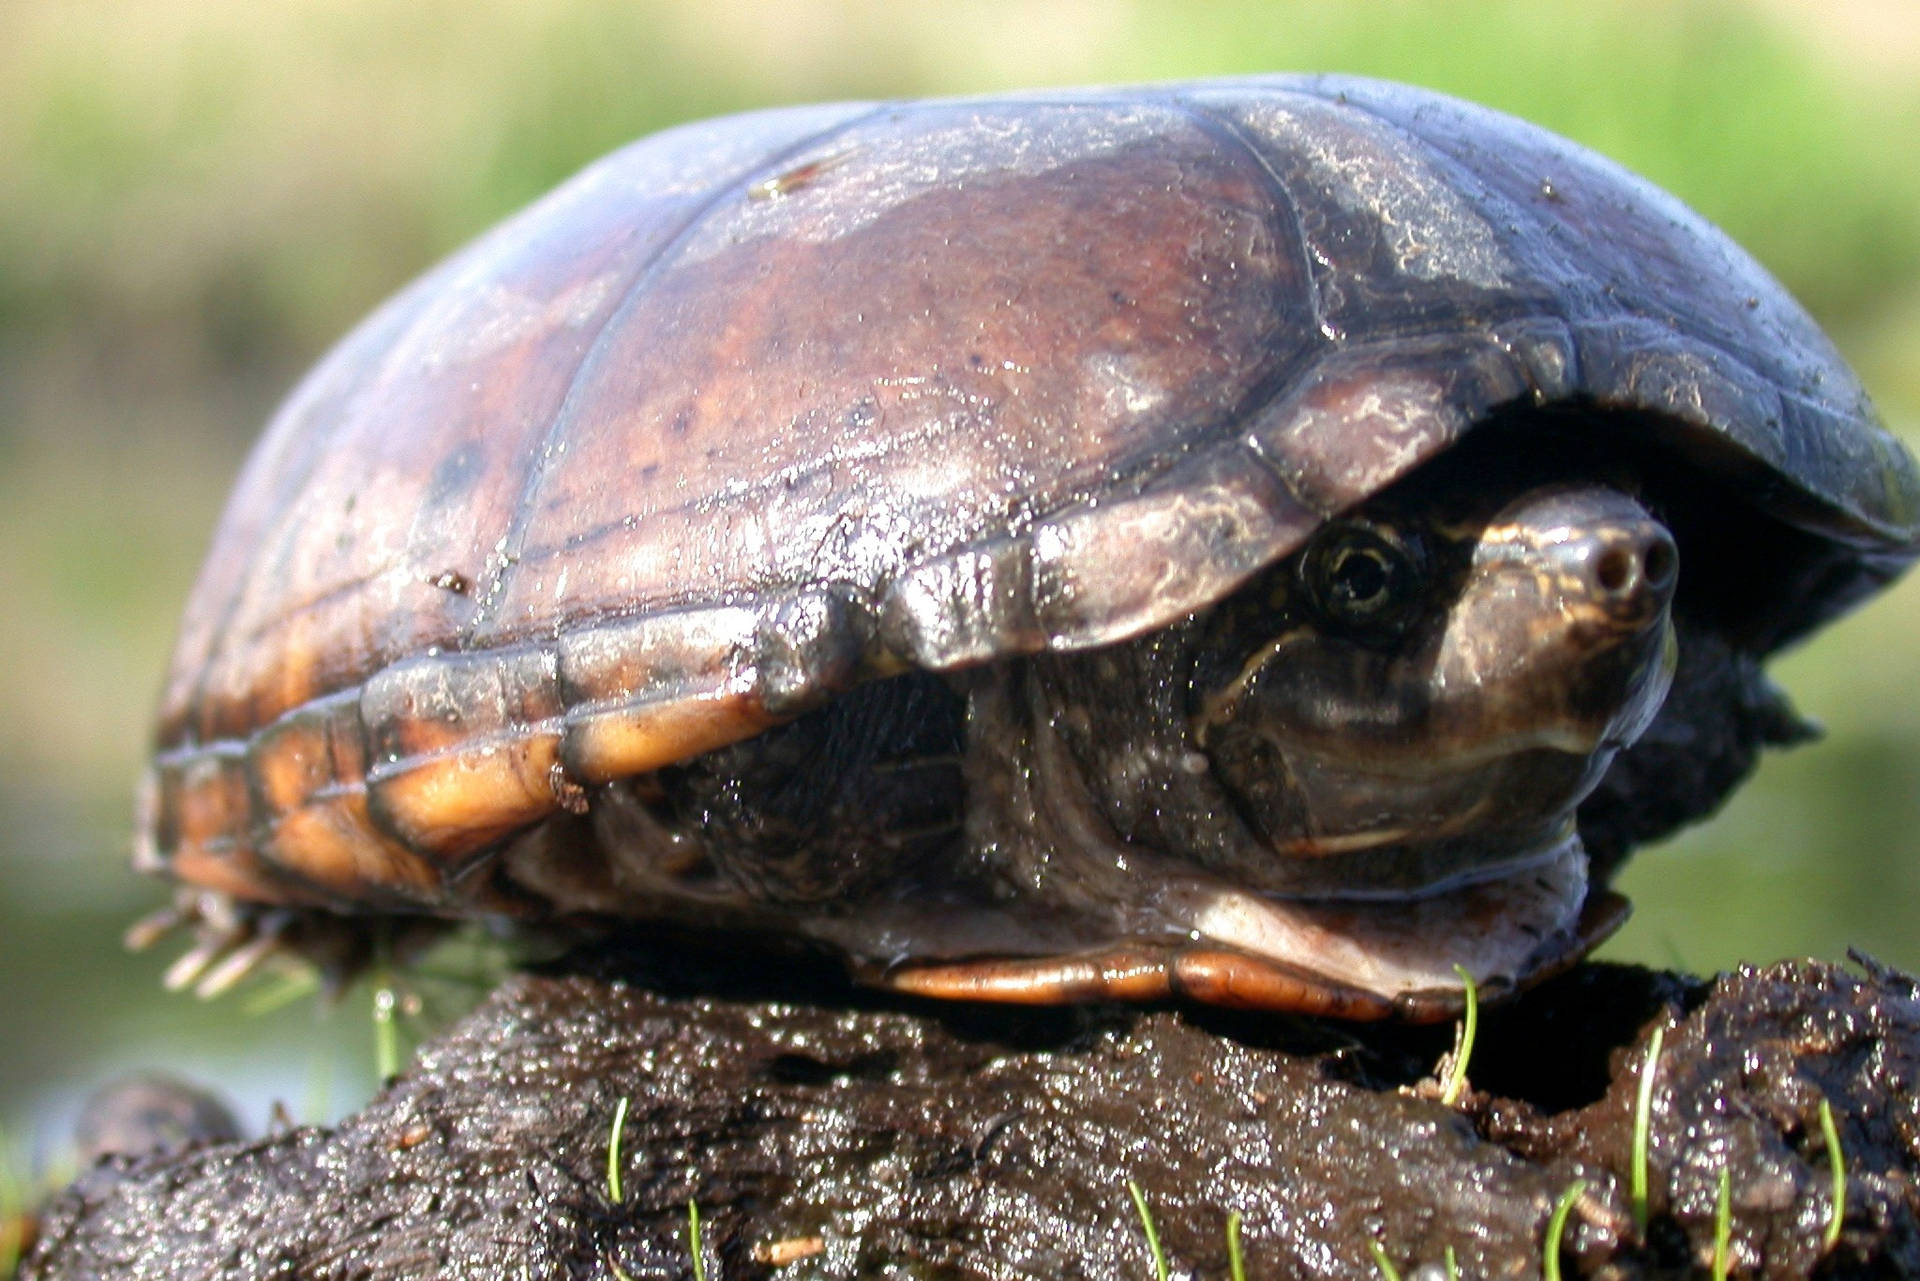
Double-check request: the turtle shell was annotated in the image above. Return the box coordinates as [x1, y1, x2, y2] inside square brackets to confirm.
[141, 75, 1919, 930]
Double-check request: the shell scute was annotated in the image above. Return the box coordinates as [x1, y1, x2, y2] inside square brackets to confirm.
[1026, 448, 1318, 653]
[551, 606, 773, 782]
[1195, 88, 1520, 304]
[361, 646, 568, 860]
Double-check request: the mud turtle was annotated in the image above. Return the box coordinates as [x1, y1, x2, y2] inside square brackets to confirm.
[135, 75, 1920, 1020]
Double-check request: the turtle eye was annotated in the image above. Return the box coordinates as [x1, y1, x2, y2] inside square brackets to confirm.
[1301, 522, 1426, 637]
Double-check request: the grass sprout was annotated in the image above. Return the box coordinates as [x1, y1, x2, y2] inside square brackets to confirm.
[370, 932, 402, 1082]
[370, 981, 401, 1081]
[605, 1096, 630, 1205]
[1444, 1244, 1459, 1280]
[1126, 1180, 1168, 1281]
[0, 1125, 22, 1281]
[1543, 1178, 1586, 1281]
[1631, 1022, 1666, 1235]
[688, 1199, 708, 1281]
[1439, 963, 1480, 1106]
[1819, 1097, 1847, 1251]
[1366, 1237, 1402, 1281]
[1711, 1165, 1732, 1280]
[1226, 1210, 1246, 1281]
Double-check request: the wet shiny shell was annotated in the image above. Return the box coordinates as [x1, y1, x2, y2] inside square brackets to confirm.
[141, 74, 1920, 914]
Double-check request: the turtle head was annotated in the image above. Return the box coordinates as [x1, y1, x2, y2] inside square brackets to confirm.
[1195, 478, 1679, 896]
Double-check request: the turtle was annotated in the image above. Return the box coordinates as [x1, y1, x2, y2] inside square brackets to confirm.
[132, 75, 1920, 1021]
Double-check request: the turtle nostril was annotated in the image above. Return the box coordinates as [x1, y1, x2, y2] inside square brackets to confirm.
[1595, 546, 1636, 594]
[1643, 534, 1677, 591]
[1594, 529, 1677, 602]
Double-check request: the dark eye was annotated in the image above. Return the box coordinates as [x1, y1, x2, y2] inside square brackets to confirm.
[1301, 522, 1426, 636]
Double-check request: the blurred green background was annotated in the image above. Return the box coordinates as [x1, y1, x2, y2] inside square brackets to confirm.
[3, 0, 1918, 1170]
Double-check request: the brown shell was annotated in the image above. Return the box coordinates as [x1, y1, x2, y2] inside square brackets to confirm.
[140, 75, 1920, 912]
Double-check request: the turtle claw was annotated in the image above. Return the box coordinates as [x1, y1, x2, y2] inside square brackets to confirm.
[123, 904, 188, 952]
[162, 932, 240, 993]
[193, 928, 287, 999]
[137, 890, 293, 996]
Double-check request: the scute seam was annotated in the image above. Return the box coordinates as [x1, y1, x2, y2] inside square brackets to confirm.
[463, 103, 896, 644]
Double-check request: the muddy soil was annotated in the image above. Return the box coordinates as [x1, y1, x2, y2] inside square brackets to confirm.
[21, 949, 1920, 1279]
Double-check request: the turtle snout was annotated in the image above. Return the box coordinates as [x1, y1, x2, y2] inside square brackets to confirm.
[1480, 485, 1680, 631]
[1575, 519, 1678, 625]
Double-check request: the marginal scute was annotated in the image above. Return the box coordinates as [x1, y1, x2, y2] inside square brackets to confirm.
[753, 588, 866, 716]
[554, 606, 773, 781]
[150, 749, 319, 906]
[1028, 450, 1318, 652]
[361, 647, 566, 859]
[265, 794, 442, 901]
[1487, 315, 1580, 401]
[250, 693, 363, 823]
[1576, 315, 1920, 550]
[1613, 331, 1780, 441]
[1243, 347, 1486, 516]
[878, 541, 1043, 670]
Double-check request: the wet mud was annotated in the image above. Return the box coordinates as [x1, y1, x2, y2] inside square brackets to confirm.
[22, 949, 1920, 1279]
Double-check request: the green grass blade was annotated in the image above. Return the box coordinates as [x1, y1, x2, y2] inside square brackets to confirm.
[1444, 1244, 1459, 1281]
[605, 1095, 630, 1205]
[370, 981, 400, 1082]
[1126, 1179, 1168, 1281]
[369, 930, 401, 1082]
[1711, 1165, 1732, 1280]
[1366, 1237, 1402, 1281]
[1439, 964, 1479, 1107]
[1819, 1097, 1847, 1251]
[0, 1123, 22, 1281]
[688, 1199, 707, 1281]
[1631, 1023, 1665, 1235]
[1226, 1210, 1246, 1281]
[1543, 1178, 1587, 1281]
